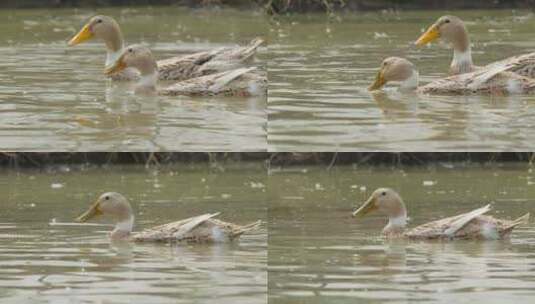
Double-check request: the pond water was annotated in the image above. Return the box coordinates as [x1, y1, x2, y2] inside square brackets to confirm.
[0, 162, 267, 303]
[268, 10, 535, 151]
[0, 7, 266, 151]
[268, 163, 535, 303]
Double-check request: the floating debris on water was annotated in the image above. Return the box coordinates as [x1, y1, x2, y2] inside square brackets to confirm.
[51, 183, 64, 189]
[373, 32, 388, 39]
[249, 182, 265, 189]
[282, 196, 304, 200]
[49, 221, 113, 227]
[423, 180, 436, 186]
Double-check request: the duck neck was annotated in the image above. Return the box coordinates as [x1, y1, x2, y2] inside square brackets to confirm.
[399, 70, 419, 92]
[135, 71, 158, 94]
[104, 29, 124, 67]
[106, 49, 123, 67]
[383, 203, 408, 236]
[110, 215, 134, 239]
[451, 33, 473, 75]
[134, 58, 159, 93]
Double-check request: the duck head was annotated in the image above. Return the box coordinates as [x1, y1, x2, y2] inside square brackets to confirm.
[68, 15, 124, 53]
[368, 57, 419, 92]
[353, 188, 408, 235]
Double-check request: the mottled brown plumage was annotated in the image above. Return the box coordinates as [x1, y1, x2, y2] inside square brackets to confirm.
[417, 68, 535, 95]
[156, 37, 265, 82]
[405, 214, 528, 240]
[133, 214, 262, 243]
[160, 67, 267, 97]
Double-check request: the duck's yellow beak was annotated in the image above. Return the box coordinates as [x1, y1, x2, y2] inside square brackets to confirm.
[415, 24, 440, 46]
[352, 197, 378, 218]
[104, 54, 126, 76]
[68, 23, 94, 46]
[368, 69, 386, 91]
[76, 200, 103, 222]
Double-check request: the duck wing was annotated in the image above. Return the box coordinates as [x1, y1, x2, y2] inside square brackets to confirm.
[486, 52, 535, 79]
[157, 38, 264, 81]
[405, 205, 491, 239]
[160, 67, 266, 97]
[443, 204, 491, 236]
[418, 65, 535, 95]
[133, 213, 221, 242]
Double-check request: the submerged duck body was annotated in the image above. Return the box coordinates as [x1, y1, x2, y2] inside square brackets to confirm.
[369, 56, 535, 95]
[132, 213, 260, 243]
[76, 192, 262, 243]
[105, 44, 266, 97]
[68, 15, 264, 81]
[352, 188, 529, 240]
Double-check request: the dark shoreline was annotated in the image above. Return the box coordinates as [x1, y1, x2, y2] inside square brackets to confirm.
[1, 1, 534, 12]
[267, 0, 535, 14]
[0, 153, 533, 169]
[0, 0, 261, 9]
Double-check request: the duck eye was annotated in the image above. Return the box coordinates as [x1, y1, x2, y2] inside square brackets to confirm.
[105, 196, 110, 200]
[128, 48, 133, 53]
[444, 19, 450, 24]
[96, 19, 102, 23]
[381, 192, 386, 196]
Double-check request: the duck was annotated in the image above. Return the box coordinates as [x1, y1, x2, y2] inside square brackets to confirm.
[415, 15, 535, 78]
[368, 56, 535, 95]
[75, 192, 262, 243]
[67, 15, 264, 81]
[104, 44, 266, 96]
[352, 188, 530, 240]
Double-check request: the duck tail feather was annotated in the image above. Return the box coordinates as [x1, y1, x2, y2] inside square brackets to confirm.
[507, 213, 530, 230]
[240, 37, 265, 60]
[231, 220, 263, 238]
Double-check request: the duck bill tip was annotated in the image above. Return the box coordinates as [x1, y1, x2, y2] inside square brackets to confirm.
[352, 198, 377, 218]
[368, 72, 386, 91]
[104, 59, 126, 76]
[75, 202, 102, 222]
[415, 26, 440, 46]
[67, 24, 94, 46]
